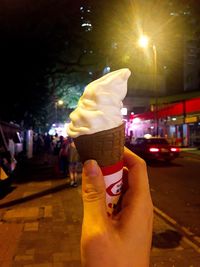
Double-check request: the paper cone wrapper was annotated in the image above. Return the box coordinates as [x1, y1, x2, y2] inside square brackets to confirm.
[74, 123, 125, 214]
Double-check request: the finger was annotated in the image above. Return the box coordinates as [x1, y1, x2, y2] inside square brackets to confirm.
[113, 148, 149, 217]
[82, 160, 107, 227]
[123, 147, 151, 198]
[119, 147, 153, 223]
[117, 148, 153, 255]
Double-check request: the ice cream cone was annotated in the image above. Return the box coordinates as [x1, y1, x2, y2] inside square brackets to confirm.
[74, 123, 125, 215]
[67, 68, 131, 215]
[74, 123, 125, 167]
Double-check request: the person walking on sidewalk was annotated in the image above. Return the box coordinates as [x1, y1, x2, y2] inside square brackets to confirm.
[68, 138, 80, 187]
[58, 137, 69, 177]
[43, 134, 53, 164]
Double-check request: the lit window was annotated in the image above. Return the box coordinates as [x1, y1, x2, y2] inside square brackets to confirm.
[121, 108, 127, 116]
[81, 23, 92, 27]
[170, 12, 179, 16]
[112, 42, 118, 49]
[103, 66, 111, 74]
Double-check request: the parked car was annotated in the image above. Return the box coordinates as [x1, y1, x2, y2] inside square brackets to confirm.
[127, 137, 180, 162]
[0, 121, 22, 191]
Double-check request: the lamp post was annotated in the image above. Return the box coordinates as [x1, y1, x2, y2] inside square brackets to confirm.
[55, 100, 64, 124]
[138, 35, 159, 136]
[152, 44, 159, 137]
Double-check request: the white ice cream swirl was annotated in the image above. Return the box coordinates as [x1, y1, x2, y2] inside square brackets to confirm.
[67, 68, 131, 138]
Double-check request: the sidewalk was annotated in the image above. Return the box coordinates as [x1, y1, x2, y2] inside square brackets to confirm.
[180, 147, 200, 160]
[0, 155, 200, 267]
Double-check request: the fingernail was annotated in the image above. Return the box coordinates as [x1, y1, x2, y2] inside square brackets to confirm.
[84, 160, 99, 176]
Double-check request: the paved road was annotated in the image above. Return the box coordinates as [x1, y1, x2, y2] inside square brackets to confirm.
[148, 155, 200, 238]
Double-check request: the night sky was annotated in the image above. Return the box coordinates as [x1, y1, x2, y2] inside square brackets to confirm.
[0, 0, 80, 123]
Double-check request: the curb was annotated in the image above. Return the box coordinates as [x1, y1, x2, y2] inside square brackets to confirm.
[0, 182, 70, 209]
[154, 206, 200, 253]
[180, 152, 200, 160]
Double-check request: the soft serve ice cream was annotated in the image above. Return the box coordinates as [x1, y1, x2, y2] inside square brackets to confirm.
[68, 68, 131, 138]
[67, 68, 131, 214]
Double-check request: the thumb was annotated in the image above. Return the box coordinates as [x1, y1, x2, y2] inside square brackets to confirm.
[82, 160, 107, 221]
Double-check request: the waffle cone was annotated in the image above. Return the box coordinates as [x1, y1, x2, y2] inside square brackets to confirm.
[74, 123, 125, 167]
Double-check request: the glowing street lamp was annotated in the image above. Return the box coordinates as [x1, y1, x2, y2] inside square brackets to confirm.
[138, 35, 149, 48]
[55, 99, 64, 123]
[58, 100, 64, 106]
[138, 35, 159, 136]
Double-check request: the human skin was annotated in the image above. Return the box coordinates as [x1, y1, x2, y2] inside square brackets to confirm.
[81, 147, 153, 267]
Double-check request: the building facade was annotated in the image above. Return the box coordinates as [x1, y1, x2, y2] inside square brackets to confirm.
[184, 38, 200, 92]
[126, 95, 200, 147]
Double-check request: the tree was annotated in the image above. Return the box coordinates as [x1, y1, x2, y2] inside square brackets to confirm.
[0, 0, 97, 130]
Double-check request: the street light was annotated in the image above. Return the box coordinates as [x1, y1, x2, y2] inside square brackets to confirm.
[55, 99, 64, 123]
[138, 35, 159, 136]
[138, 35, 149, 48]
[58, 100, 64, 106]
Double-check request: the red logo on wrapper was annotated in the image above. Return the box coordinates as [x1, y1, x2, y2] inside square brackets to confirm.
[101, 161, 123, 214]
[106, 178, 122, 196]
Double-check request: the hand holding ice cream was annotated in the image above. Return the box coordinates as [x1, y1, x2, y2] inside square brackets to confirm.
[81, 149, 153, 267]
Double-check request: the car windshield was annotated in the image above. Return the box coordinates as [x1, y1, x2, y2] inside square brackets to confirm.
[146, 138, 169, 145]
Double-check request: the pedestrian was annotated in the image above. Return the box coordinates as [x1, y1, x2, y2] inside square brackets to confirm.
[43, 134, 53, 164]
[54, 135, 64, 155]
[35, 133, 44, 155]
[58, 137, 69, 177]
[68, 138, 80, 187]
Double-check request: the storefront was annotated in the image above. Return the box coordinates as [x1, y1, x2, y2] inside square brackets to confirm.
[128, 97, 200, 147]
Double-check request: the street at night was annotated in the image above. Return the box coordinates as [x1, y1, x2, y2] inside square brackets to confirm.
[0, 1, 200, 267]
